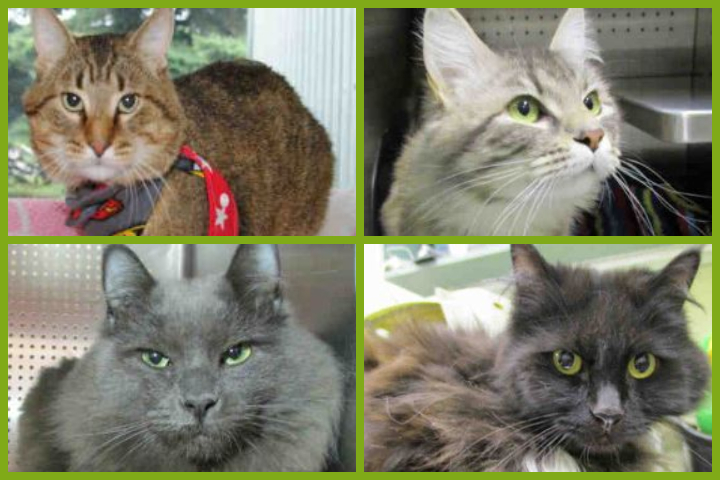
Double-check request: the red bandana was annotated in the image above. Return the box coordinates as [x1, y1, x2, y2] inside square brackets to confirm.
[178, 146, 240, 236]
[66, 145, 239, 236]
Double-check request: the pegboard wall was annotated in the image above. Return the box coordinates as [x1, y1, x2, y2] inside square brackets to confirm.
[455, 8, 701, 78]
[8, 244, 106, 472]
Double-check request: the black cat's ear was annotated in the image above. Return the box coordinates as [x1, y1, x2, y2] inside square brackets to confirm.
[226, 244, 282, 306]
[129, 8, 175, 71]
[102, 246, 155, 315]
[30, 8, 75, 75]
[653, 247, 702, 296]
[511, 244, 552, 284]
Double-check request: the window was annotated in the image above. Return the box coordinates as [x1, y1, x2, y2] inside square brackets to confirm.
[8, 8, 248, 198]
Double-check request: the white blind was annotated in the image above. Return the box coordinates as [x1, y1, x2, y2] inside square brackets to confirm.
[250, 8, 356, 190]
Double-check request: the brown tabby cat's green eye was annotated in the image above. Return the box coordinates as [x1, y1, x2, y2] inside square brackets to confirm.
[62, 93, 83, 112]
[628, 353, 657, 380]
[507, 96, 541, 124]
[552, 350, 583, 376]
[118, 94, 139, 114]
[583, 91, 602, 116]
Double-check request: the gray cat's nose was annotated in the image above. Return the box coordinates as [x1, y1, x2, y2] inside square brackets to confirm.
[574, 129, 605, 152]
[592, 410, 623, 433]
[182, 395, 219, 422]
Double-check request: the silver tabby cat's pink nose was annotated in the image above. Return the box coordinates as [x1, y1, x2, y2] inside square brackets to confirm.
[574, 129, 605, 152]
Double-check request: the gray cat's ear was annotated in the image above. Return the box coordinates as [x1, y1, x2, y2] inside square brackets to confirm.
[226, 244, 282, 303]
[550, 8, 602, 68]
[653, 247, 702, 295]
[102, 246, 155, 314]
[423, 8, 499, 106]
[30, 8, 75, 74]
[511, 244, 552, 284]
[129, 8, 175, 71]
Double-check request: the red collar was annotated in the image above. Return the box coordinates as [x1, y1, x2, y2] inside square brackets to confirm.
[66, 145, 239, 236]
[178, 146, 239, 236]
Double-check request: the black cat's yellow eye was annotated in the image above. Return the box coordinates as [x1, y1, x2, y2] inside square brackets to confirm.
[583, 91, 602, 116]
[628, 353, 657, 380]
[62, 93, 84, 112]
[553, 350, 583, 376]
[507, 96, 541, 124]
[142, 350, 171, 369]
[118, 94, 139, 114]
[222, 344, 252, 367]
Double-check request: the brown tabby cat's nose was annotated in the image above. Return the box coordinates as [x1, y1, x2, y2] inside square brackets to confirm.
[574, 129, 605, 152]
[90, 140, 110, 158]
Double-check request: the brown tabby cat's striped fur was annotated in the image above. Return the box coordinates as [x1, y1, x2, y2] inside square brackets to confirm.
[23, 8, 333, 235]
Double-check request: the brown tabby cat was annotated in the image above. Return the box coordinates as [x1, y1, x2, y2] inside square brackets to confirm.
[23, 8, 333, 235]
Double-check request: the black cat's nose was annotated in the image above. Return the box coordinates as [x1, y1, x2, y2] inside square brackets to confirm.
[592, 410, 623, 433]
[182, 395, 218, 422]
[574, 128, 605, 152]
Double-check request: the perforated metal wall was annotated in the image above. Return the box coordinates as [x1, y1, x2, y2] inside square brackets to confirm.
[8, 244, 356, 472]
[457, 8, 698, 78]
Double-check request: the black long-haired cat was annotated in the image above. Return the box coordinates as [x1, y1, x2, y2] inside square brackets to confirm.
[365, 245, 709, 472]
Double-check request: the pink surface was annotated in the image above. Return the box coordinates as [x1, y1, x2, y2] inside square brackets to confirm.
[9, 189, 355, 236]
[8, 199, 78, 236]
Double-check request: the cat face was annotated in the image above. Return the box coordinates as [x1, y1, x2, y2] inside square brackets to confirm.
[498, 245, 709, 456]
[421, 9, 621, 211]
[23, 9, 185, 187]
[99, 245, 286, 465]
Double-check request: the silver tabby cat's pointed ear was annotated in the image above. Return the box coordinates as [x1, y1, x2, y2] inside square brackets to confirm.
[129, 8, 175, 71]
[102, 246, 156, 314]
[226, 244, 282, 303]
[30, 8, 75, 75]
[510, 244, 552, 284]
[423, 8, 499, 106]
[550, 8, 602, 69]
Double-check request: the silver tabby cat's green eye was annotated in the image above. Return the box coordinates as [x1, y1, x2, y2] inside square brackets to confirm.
[583, 91, 602, 116]
[222, 344, 252, 366]
[118, 94, 139, 114]
[142, 350, 171, 369]
[507, 96, 541, 124]
[62, 93, 84, 112]
[552, 349, 583, 376]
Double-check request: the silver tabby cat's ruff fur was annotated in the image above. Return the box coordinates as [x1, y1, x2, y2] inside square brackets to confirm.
[17, 245, 343, 472]
[382, 8, 622, 236]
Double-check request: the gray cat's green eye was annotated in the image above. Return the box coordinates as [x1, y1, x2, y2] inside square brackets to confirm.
[552, 350, 583, 376]
[118, 94, 139, 114]
[507, 96, 541, 124]
[628, 353, 657, 380]
[583, 91, 602, 116]
[222, 344, 252, 366]
[62, 93, 83, 112]
[142, 350, 171, 369]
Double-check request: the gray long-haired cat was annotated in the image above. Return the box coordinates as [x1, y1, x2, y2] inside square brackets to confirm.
[17, 245, 343, 472]
[365, 245, 709, 471]
[382, 8, 621, 236]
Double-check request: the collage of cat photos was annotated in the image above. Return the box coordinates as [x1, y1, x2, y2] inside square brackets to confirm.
[365, 8, 712, 236]
[9, 8, 356, 237]
[364, 243, 712, 471]
[8, 244, 356, 472]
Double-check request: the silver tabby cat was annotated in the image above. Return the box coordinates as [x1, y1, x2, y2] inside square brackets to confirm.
[382, 8, 621, 236]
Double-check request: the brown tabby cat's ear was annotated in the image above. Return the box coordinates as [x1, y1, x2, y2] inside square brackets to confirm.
[30, 8, 75, 74]
[510, 244, 552, 284]
[129, 8, 175, 71]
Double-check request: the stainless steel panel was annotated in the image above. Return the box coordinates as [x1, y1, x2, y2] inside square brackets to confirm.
[616, 77, 712, 144]
[8, 244, 355, 472]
